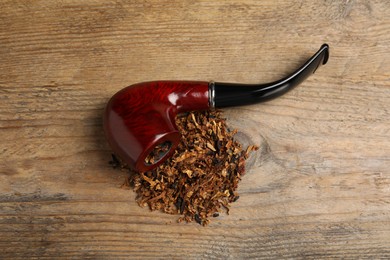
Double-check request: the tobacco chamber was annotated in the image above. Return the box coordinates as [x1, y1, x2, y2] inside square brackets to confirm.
[104, 44, 329, 172]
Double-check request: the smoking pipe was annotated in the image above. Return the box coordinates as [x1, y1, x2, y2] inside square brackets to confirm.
[104, 44, 329, 172]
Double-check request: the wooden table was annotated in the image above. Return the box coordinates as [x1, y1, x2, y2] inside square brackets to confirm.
[1, 1, 389, 258]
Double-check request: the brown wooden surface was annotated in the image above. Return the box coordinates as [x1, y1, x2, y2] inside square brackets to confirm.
[1, 0, 389, 259]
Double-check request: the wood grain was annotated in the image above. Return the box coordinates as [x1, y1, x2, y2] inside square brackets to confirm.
[1, 0, 389, 258]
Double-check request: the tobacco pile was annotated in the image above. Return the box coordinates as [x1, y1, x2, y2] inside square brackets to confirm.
[116, 110, 258, 225]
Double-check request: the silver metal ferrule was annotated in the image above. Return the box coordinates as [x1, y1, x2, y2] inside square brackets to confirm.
[208, 81, 215, 108]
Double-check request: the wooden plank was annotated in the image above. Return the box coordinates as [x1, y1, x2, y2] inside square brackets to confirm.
[0, 0, 389, 258]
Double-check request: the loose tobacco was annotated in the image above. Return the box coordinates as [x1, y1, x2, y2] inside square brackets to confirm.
[117, 110, 258, 225]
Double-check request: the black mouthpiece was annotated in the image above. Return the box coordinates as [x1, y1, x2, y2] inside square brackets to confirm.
[212, 44, 329, 108]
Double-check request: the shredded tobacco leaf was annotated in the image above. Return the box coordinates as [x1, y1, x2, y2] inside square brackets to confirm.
[117, 110, 258, 226]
